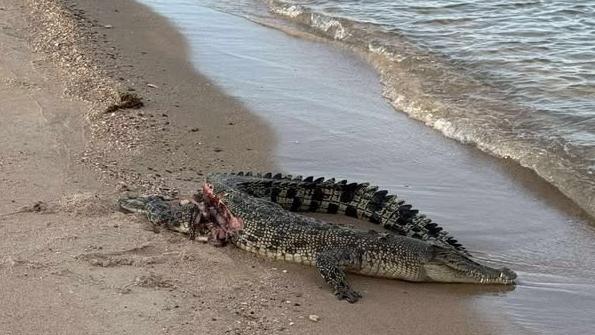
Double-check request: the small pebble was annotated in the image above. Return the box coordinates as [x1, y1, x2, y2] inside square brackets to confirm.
[308, 314, 320, 322]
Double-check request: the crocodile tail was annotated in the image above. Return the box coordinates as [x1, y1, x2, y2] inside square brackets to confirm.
[208, 172, 466, 253]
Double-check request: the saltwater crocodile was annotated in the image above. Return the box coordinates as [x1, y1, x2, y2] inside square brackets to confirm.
[119, 172, 516, 302]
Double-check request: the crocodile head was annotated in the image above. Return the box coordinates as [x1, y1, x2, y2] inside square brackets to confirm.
[423, 245, 517, 284]
[118, 196, 154, 213]
[118, 195, 167, 214]
[118, 191, 242, 243]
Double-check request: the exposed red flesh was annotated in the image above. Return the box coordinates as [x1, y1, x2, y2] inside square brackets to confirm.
[190, 183, 244, 245]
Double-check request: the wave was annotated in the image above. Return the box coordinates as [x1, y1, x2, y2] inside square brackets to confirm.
[265, 0, 594, 218]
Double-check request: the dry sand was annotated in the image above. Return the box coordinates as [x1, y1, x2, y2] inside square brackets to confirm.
[1, 0, 505, 334]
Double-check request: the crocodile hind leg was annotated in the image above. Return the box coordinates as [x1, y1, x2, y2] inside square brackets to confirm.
[315, 249, 362, 303]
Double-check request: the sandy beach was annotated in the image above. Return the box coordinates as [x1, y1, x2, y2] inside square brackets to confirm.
[0, 0, 502, 334]
[2, 0, 593, 334]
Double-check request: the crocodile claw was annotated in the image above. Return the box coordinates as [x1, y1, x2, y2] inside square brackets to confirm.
[336, 288, 362, 303]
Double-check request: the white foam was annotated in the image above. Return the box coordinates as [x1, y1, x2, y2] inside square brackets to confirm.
[269, 4, 303, 18]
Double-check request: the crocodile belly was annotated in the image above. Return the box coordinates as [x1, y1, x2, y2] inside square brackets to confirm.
[234, 239, 317, 266]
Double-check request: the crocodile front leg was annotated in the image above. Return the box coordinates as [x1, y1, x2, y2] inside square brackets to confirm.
[315, 249, 363, 303]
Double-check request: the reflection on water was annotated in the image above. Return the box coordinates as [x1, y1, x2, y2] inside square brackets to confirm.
[138, 1, 595, 334]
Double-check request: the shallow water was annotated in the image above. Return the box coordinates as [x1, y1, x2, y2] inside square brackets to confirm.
[270, 0, 595, 125]
[207, 0, 595, 219]
[138, 1, 595, 334]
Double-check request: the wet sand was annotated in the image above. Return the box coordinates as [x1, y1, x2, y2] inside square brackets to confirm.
[0, 0, 501, 334]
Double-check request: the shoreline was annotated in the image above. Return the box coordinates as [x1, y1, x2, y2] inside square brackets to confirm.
[0, 0, 508, 334]
[263, 1, 595, 220]
[238, 12, 592, 222]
